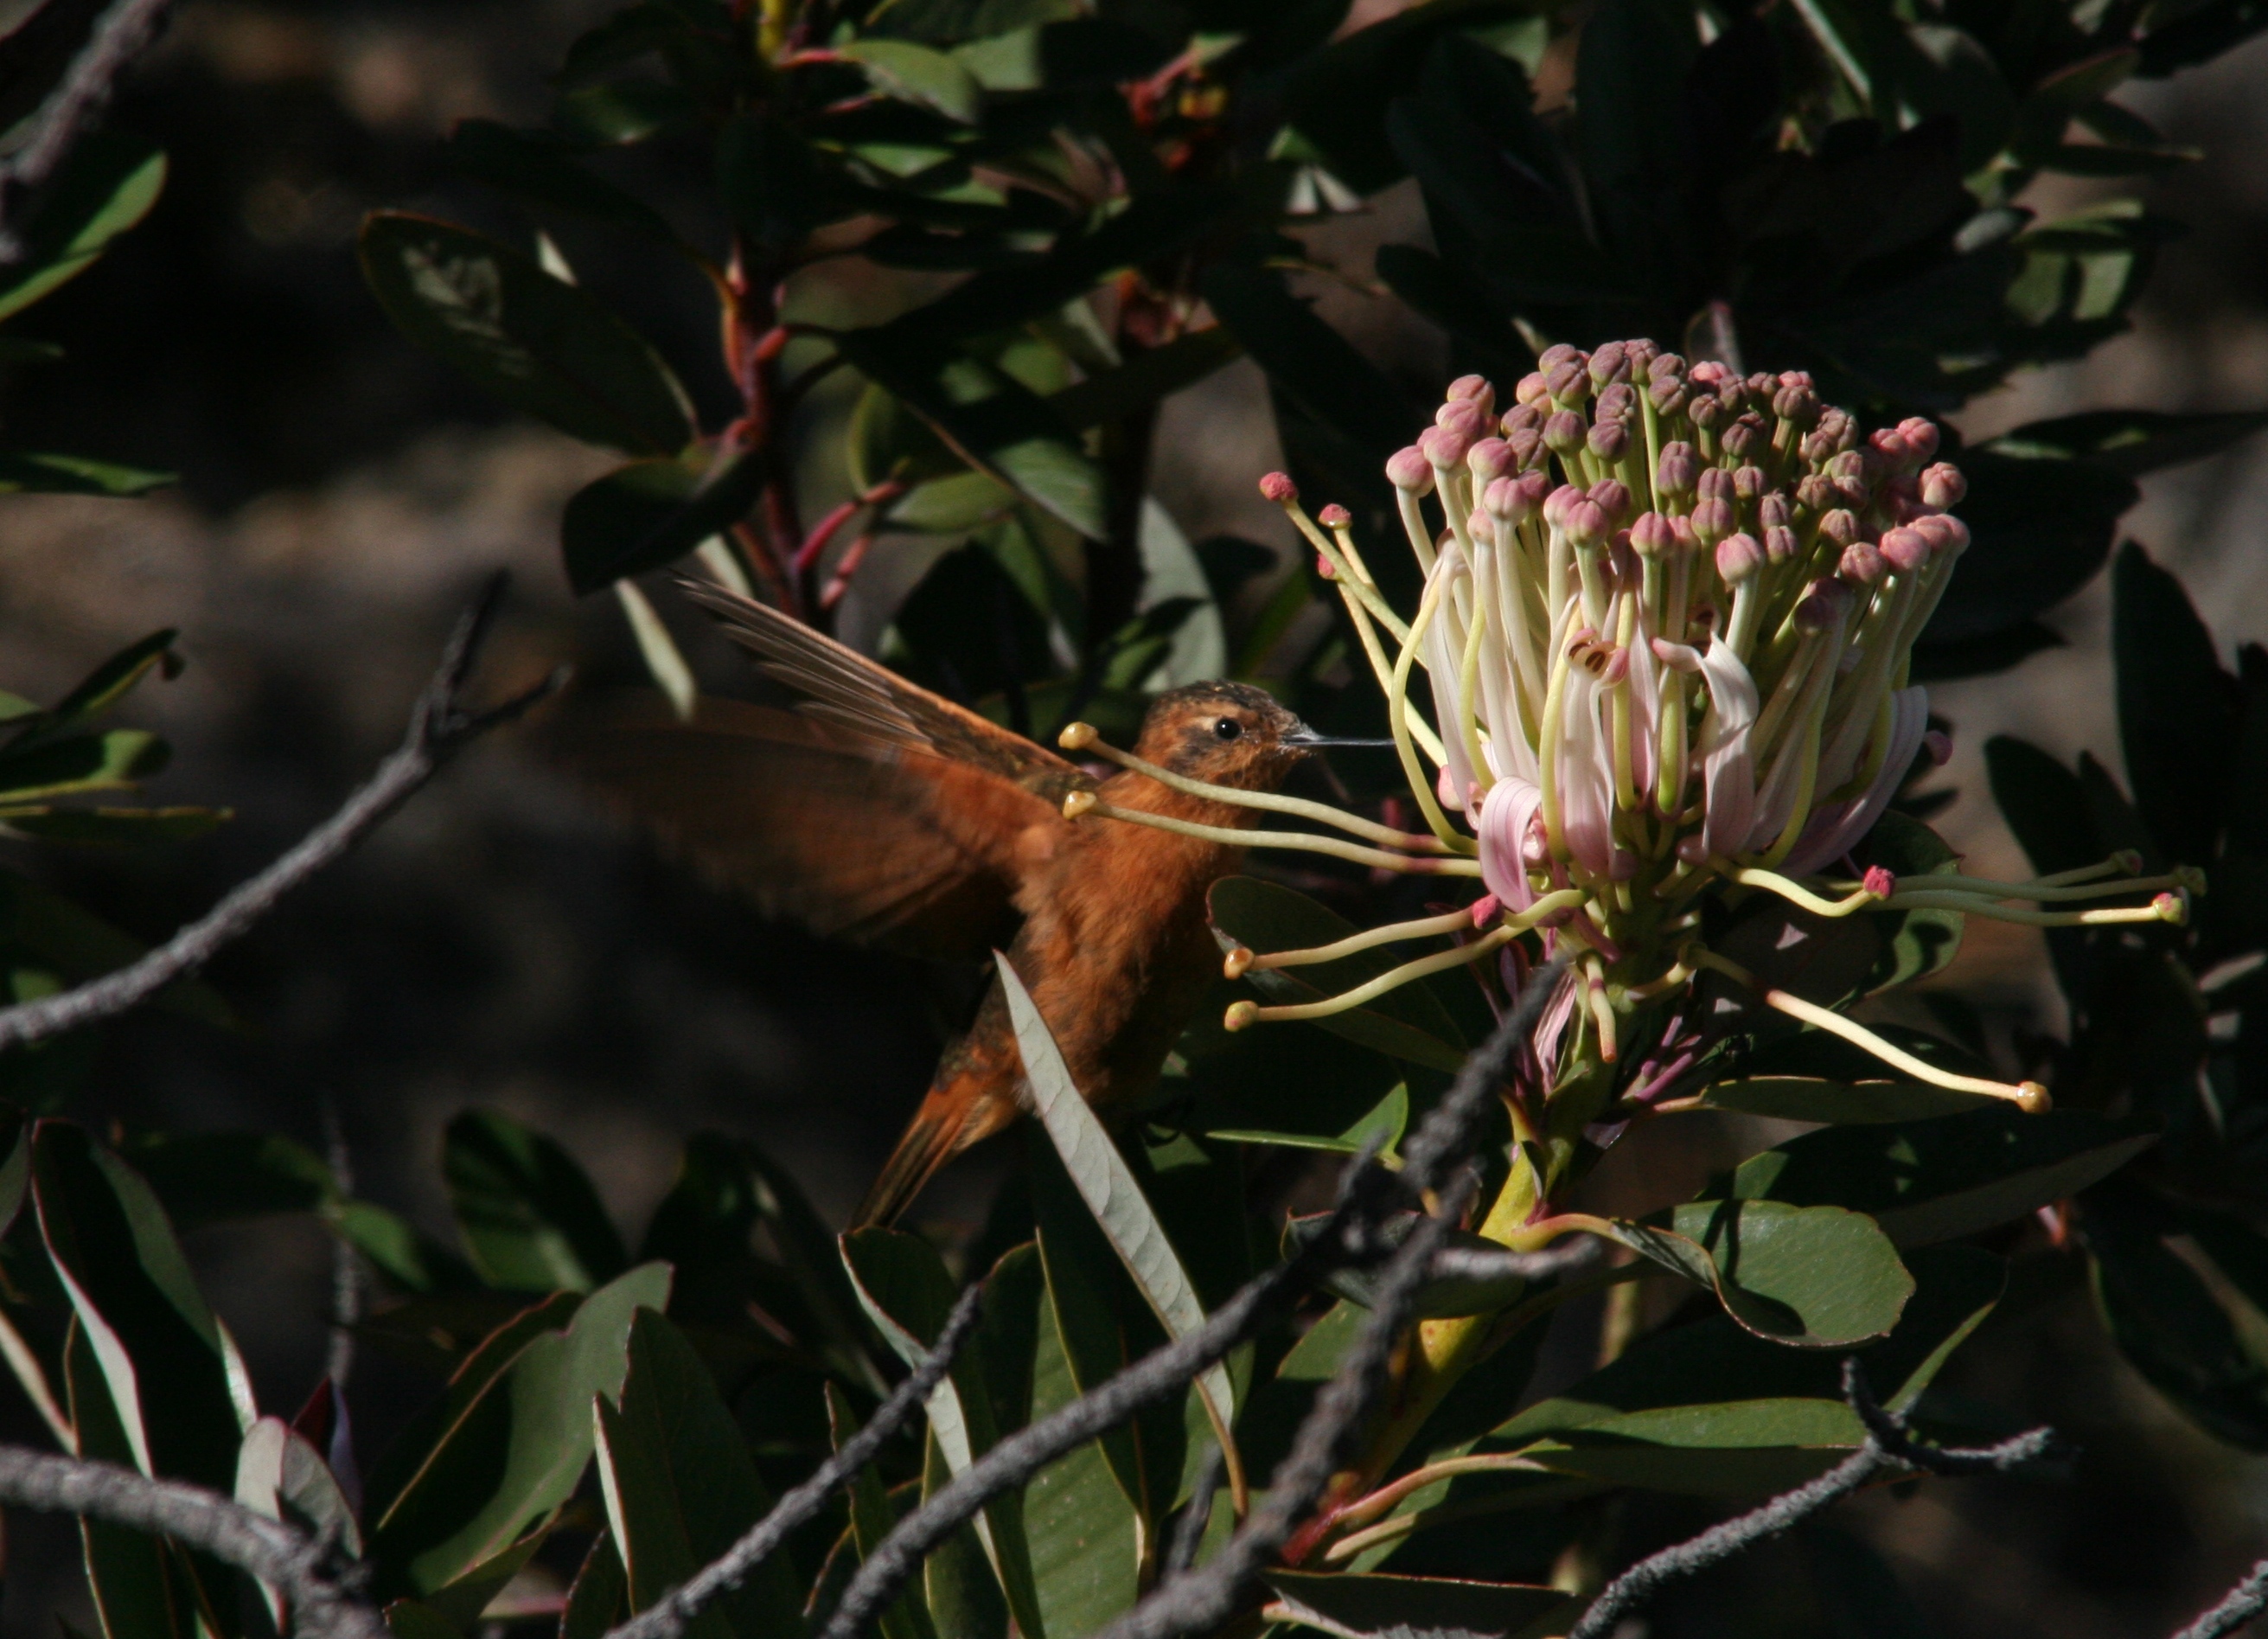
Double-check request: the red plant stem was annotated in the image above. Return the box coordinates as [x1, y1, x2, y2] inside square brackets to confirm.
[820, 529, 878, 612]
[794, 481, 905, 580]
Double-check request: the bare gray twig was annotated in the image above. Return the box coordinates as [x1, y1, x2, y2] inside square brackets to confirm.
[0, 1443, 385, 1639]
[605, 1282, 988, 1639]
[0, 0, 176, 259]
[2172, 1556, 2268, 1639]
[1564, 1360, 2056, 1639]
[0, 573, 562, 1051]
[1428, 1237, 1604, 1284]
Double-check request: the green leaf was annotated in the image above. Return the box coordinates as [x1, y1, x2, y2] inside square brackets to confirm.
[1044, 328, 1244, 433]
[32, 1121, 254, 1489]
[335, 1200, 483, 1296]
[827, 1382, 938, 1639]
[444, 1108, 628, 1293]
[561, 1530, 629, 1639]
[834, 327, 1102, 538]
[2113, 542, 2233, 866]
[1262, 1570, 1570, 1639]
[0, 806, 227, 844]
[0, 451, 173, 496]
[383, 1602, 463, 1639]
[1984, 735, 2098, 878]
[367, 1262, 672, 1597]
[444, 118, 681, 245]
[12, 627, 180, 740]
[0, 133, 166, 324]
[63, 1321, 195, 1639]
[1019, 1279, 1140, 1634]
[1686, 1077, 1999, 1124]
[0, 727, 165, 802]
[1575, 0, 1697, 301]
[841, 1225, 1046, 1639]
[1375, 245, 1534, 384]
[555, 78, 700, 145]
[1000, 955, 1237, 1443]
[359, 212, 695, 456]
[1488, 1245, 2003, 1493]
[1985, 407, 2268, 477]
[235, 1414, 362, 1629]
[122, 1129, 335, 1232]
[0, 872, 233, 1032]
[560, 451, 764, 593]
[1200, 262, 1415, 471]
[593, 1309, 807, 1637]
[1855, 810, 1965, 994]
[1604, 1199, 1913, 1348]
[1722, 1107, 2156, 1248]
[1208, 877, 1467, 1074]
[840, 41, 985, 124]
[1919, 449, 2136, 646]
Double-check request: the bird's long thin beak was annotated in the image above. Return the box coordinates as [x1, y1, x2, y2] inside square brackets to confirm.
[1282, 724, 1397, 749]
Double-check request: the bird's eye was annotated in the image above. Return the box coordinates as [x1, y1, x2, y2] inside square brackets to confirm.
[1212, 717, 1244, 742]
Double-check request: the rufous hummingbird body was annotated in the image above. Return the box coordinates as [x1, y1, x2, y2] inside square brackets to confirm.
[568, 581, 1363, 1226]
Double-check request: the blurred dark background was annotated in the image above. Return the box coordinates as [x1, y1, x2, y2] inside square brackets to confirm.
[3, 1, 2267, 1633]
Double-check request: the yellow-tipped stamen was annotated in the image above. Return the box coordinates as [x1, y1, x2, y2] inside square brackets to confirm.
[1390, 578, 1472, 850]
[1831, 867, 2203, 906]
[1339, 586, 1452, 768]
[1244, 907, 1480, 970]
[1076, 797, 1485, 875]
[1062, 789, 1097, 819]
[1881, 891, 2186, 928]
[1690, 948, 2049, 1111]
[1625, 956, 1697, 999]
[1223, 944, 1255, 979]
[1058, 723, 1463, 854]
[1224, 927, 1515, 1028]
[1280, 501, 1412, 641]
[2037, 850, 2145, 887]
[1729, 867, 1882, 918]
[1584, 957, 1619, 1062]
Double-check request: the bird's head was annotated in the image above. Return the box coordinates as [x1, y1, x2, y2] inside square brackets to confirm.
[1131, 682, 1386, 791]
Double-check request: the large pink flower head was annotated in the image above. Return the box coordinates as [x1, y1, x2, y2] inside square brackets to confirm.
[1371, 348, 1967, 904]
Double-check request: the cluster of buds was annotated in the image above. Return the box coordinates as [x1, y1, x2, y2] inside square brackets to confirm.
[1064, 341, 2201, 1116]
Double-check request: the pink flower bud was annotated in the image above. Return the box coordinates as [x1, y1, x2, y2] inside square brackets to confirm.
[1503, 401, 1543, 434]
[1869, 426, 1916, 468]
[1697, 466, 1735, 503]
[1839, 540, 1886, 583]
[1259, 471, 1298, 503]
[1878, 525, 1929, 573]
[1562, 497, 1608, 548]
[1543, 410, 1587, 455]
[1538, 342, 1581, 368]
[1690, 394, 1723, 430]
[1764, 524, 1798, 563]
[1503, 426, 1543, 470]
[1778, 370, 1814, 389]
[1511, 470, 1553, 514]
[1435, 399, 1487, 439]
[1896, 417, 1940, 461]
[1589, 341, 1630, 385]
[1588, 419, 1629, 461]
[1796, 579, 1851, 632]
[1626, 338, 1661, 382]
[1649, 375, 1688, 414]
[1930, 514, 1970, 553]
[1387, 445, 1434, 493]
[1483, 474, 1532, 523]
[1690, 360, 1732, 389]
[1656, 441, 1698, 496]
[1920, 462, 1966, 509]
[1796, 474, 1837, 513]
[1469, 893, 1500, 927]
[1467, 437, 1515, 484]
[1819, 508, 1860, 547]
[1773, 382, 1820, 426]
[1690, 496, 1735, 546]
[1677, 834, 1709, 864]
[1863, 865, 1897, 900]
[1589, 478, 1632, 525]
[1447, 373, 1495, 416]
[1319, 503, 1351, 528]
[1595, 382, 1637, 421]
[1716, 532, 1764, 583]
[1421, 424, 1473, 469]
[1668, 515, 1697, 555]
[1630, 510, 1675, 558]
[1722, 415, 1766, 460]
[1733, 464, 1766, 505]
[1545, 360, 1590, 404]
[1758, 492, 1792, 530]
[1515, 372, 1550, 407]
[1466, 509, 1496, 546]
[1316, 553, 1337, 579]
[1543, 483, 1583, 531]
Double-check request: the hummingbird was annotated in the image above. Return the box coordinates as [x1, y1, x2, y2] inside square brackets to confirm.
[565, 580, 1373, 1227]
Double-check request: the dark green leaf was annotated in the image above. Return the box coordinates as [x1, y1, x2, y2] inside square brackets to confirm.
[367, 1262, 671, 1597]
[0, 727, 164, 802]
[444, 1108, 628, 1292]
[1262, 1570, 1569, 1639]
[717, 116, 837, 248]
[827, 1383, 938, 1639]
[1722, 1107, 2156, 1247]
[0, 806, 228, 844]
[834, 328, 1102, 538]
[1853, 811, 1965, 995]
[1686, 1077, 1999, 1124]
[1575, 0, 1697, 300]
[1020, 1277, 1139, 1634]
[2114, 541, 2233, 865]
[560, 451, 764, 593]
[0, 133, 166, 323]
[1984, 735, 2098, 877]
[1207, 876, 1466, 1074]
[840, 41, 984, 123]
[595, 1309, 806, 1638]
[64, 1322, 195, 1639]
[359, 212, 695, 456]
[1375, 245, 1534, 383]
[122, 1129, 335, 1232]
[335, 1200, 483, 1296]
[0, 451, 173, 495]
[561, 1530, 629, 1639]
[1919, 449, 2136, 645]
[1201, 262, 1415, 471]
[0, 872, 233, 1031]
[1606, 1199, 1913, 1347]
[1045, 328, 1243, 432]
[1986, 407, 2268, 477]
[554, 78, 700, 145]
[33, 1121, 252, 1490]
[383, 1601, 462, 1639]
[444, 119, 682, 244]
[13, 627, 180, 739]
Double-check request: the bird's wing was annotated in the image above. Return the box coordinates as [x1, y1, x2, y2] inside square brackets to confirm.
[559, 695, 1086, 963]
[676, 577, 1091, 807]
